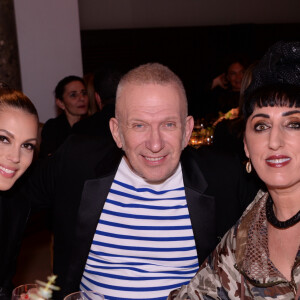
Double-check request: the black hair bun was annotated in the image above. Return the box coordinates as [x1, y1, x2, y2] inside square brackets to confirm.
[245, 41, 300, 97]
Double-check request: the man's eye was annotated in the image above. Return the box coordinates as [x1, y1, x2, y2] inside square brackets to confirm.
[133, 124, 145, 130]
[164, 122, 176, 129]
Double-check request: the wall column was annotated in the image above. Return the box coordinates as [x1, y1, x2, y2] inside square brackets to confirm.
[0, 0, 21, 89]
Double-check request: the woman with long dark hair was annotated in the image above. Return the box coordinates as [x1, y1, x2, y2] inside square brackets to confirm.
[0, 87, 39, 299]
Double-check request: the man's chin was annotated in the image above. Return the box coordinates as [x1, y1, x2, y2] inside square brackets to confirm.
[144, 177, 168, 185]
[143, 170, 175, 185]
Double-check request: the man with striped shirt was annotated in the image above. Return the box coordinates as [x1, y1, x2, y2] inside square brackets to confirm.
[80, 63, 197, 299]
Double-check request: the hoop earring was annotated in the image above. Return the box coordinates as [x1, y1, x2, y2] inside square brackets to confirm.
[246, 159, 252, 174]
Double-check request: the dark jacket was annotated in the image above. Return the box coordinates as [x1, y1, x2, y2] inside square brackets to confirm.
[72, 104, 115, 141]
[39, 114, 72, 158]
[3, 134, 259, 298]
[0, 175, 32, 299]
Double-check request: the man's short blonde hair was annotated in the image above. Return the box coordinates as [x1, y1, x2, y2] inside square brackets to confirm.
[116, 63, 188, 116]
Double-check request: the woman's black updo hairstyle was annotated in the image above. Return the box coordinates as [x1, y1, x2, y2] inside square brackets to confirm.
[243, 41, 300, 123]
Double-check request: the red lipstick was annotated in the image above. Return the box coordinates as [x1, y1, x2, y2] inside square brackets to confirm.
[266, 155, 291, 168]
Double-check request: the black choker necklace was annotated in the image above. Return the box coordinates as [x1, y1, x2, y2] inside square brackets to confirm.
[266, 196, 300, 229]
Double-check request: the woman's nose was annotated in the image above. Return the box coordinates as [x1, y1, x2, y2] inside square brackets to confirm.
[268, 127, 284, 150]
[79, 92, 86, 101]
[7, 146, 20, 163]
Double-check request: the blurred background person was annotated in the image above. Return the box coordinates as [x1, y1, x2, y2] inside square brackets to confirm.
[83, 72, 98, 116]
[73, 65, 122, 139]
[194, 55, 249, 122]
[212, 62, 257, 162]
[209, 55, 248, 117]
[39, 75, 88, 158]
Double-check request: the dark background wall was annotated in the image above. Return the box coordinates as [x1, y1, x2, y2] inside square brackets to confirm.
[0, 0, 21, 89]
[78, 0, 300, 30]
[81, 23, 300, 117]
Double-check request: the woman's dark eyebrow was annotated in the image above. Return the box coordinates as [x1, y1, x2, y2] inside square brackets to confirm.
[251, 113, 269, 120]
[0, 129, 13, 138]
[282, 110, 300, 116]
[0, 129, 38, 143]
[24, 137, 38, 143]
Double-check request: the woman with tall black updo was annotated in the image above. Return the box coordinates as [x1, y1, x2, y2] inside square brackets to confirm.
[169, 41, 300, 299]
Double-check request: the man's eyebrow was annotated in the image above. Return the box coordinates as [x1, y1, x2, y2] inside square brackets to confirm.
[282, 110, 300, 117]
[127, 118, 146, 123]
[251, 113, 269, 120]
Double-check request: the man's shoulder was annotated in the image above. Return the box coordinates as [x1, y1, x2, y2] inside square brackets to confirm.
[73, 107, 114, 137]
[32, 135, 122, 196]
[73, 113, 100, 132]
[51, 134, 123, 178]
[182, 146, 251, 193]
[59, 134, 119, 157]
[182, 146, 240, 174]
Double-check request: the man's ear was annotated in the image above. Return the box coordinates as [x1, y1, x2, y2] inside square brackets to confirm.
[243, 136, 250, 158]
[183, 116, 194, 148]
[109, 117, 123, 148]
[55, 98, 65, 110]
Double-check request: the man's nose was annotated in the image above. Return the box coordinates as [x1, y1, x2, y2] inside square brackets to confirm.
[145, 127, 164, 152]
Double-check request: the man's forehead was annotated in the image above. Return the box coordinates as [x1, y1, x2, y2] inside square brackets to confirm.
[115, 82, 188, 120]
[118, 82, 184, 105]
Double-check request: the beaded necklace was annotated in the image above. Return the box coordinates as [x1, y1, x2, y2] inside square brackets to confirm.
[266, 196, 300, 229]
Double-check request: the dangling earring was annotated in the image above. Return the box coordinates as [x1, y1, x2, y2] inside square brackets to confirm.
[246, 159, 252, 174]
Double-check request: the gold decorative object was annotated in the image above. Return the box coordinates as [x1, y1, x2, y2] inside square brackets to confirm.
[189, 119, 214, 148]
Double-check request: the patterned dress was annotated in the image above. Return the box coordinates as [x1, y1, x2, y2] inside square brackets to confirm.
[168, 190, 300, 300]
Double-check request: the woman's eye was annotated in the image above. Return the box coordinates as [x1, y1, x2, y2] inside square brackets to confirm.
[254, 123, 269, 131]
[287, 122, 300, 129]
[69, 92, 77, 98]
[22, 143, 35, 151]
[0, 135, 9, 143]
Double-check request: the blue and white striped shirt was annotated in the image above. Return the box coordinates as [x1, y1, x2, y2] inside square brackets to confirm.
[81, 158, 198, 300]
